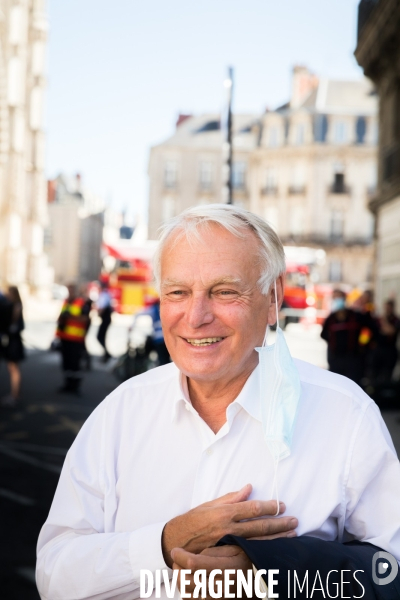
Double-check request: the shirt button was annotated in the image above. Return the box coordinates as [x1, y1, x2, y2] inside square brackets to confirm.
[185, 404, 190, 411]
[206, 448, 213, 456]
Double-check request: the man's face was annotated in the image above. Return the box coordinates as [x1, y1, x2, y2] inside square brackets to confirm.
[332, 290, 346, 301]
[160, 224, 282, 383]
[67, 285, 77, 300]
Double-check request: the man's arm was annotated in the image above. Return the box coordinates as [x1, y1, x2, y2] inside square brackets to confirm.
[36, 401, 168, 600]
[343, 401, 400, 560]
[320, 315, 331, 342]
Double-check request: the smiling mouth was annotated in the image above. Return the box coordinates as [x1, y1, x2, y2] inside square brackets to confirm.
[185, 337, 225, 346]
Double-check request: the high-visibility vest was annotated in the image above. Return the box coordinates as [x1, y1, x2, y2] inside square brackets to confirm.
[56, 298, 87, 342]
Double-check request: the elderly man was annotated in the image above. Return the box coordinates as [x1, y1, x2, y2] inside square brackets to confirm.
[36, 205, 400, 599]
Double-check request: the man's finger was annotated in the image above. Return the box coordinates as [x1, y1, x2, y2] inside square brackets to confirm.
[230, 499, 286, 521]
[203, 484, 253, 507]
[171, 547, 249, 573]
[232, 515, 298, 538]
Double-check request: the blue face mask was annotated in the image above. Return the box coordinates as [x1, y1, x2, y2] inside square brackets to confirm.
[255, 282, 301, 511]
[331, 297, 346, 312]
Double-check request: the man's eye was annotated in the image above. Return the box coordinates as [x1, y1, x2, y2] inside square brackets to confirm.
[216, 290, 236, 296]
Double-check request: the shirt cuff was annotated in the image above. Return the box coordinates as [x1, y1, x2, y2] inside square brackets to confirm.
[129, 521, 172, 580]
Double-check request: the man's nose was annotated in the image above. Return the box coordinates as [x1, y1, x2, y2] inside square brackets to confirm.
[185, 293, 214, 328]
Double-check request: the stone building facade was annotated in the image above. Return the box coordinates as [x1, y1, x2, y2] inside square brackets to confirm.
[148, 67, 378, 287]
[355, 0, 400, 310]
[148, 113, 258, 239]
[250, 68, 377, 286]
[0, 0, 51, 291]
[47, 174, 104, 285]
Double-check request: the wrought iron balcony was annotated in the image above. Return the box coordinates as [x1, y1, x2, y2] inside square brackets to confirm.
[288, 185, 306, 195]
[328, 182, 351, 195]
[280, 233, 373, 247]
[261, 185, 278, 196]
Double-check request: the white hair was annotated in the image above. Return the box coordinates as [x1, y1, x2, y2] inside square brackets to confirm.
[153, 204, 286, 295]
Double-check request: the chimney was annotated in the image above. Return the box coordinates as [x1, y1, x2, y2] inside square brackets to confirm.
[47, 179, 57, 203]
[290, 65, 319, 108]
[75, 172, 82, 193]
[176, 113, 192, 128]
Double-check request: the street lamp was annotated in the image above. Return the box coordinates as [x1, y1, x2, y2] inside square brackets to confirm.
[222, 67, 234, 204]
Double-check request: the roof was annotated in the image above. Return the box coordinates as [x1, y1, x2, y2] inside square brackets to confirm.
[306, 78, 377, 116]
[157, 113, 259, 150]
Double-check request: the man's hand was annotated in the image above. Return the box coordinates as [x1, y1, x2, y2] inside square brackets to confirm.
[172, 545, 253, 599]
[162, 484, 298, 567]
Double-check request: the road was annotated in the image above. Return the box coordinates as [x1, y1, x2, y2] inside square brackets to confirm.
[0, 307, 399, 598]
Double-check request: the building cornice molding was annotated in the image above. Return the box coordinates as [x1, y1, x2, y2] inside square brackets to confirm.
[355, 0, 400, 80]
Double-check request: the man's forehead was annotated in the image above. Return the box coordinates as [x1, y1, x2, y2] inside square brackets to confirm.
[161, 276, 243, 288]
[160, 226, 263, 287]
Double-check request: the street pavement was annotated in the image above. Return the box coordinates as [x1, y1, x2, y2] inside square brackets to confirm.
[0, 312, 399, 599]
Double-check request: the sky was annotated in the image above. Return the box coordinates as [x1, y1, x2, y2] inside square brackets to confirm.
[45, 0, 363, 225]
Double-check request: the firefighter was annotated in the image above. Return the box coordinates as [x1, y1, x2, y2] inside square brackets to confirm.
[56, 284, 90, 394]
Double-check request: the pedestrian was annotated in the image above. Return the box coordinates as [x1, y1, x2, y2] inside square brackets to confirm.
[96, 281, 113, 362]
[0, 289, 12, 362]
[375, 299, 400, 381]
[321, 289, 369, 384]
[351, 288, 380, 381]
[80, 283, 93, 371]
[56, 284, 90, 394]
[133, 296, 170, 365]
[37, 205, 400, 599]
[0, 286, 25, 406]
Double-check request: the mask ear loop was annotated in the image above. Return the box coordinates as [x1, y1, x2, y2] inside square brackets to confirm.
[271, 282, 281, 519]
[274, 280, 279, 329]
[262, 280, 280, 347]
[270, 454, 280, 516]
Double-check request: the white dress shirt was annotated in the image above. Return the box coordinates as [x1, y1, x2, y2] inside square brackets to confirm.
[36, 360, 400, 600]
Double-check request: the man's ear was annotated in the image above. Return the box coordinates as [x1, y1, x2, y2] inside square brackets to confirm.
[267, 275, 285, 326]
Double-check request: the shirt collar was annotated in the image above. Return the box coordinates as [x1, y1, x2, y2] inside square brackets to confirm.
[171, 364, 261, 424]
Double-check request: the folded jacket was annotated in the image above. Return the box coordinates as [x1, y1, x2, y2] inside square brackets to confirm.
[217, 535, 400, 599]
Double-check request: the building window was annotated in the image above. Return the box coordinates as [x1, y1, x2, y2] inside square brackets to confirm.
[196, 120, 220, 133]
[295, 123, 305, 145]
[268, 127, 279, 147]
[284, 118, 290, 143]
[263, 206, 279, 231]
[263, 167, 277, 194]
[331, 172, 348, 194]
[330, 210, 344, 241]
[334, 121, 348, 144]
[355, 116, 366, 144]
[329, 260, 342, 282]
[232, 162, 246, 190]
[164, 161, 177, 189]
[290, 206, 304, 236]
[313, 114, 328, 142]
[162, 197, 175, 221]
[199, 161, 213, 191]
[289, 163, 306, 194]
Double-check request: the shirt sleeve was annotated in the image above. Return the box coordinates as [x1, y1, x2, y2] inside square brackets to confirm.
[343, 401, 400, 561]
[36, 400, 171, 600]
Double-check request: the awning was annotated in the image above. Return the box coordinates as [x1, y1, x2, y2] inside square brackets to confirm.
[103, 241, 158, 263]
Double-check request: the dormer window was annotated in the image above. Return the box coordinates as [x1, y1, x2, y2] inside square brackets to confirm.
[334, 121, 348, 144]
[164, 161, 177, 189]
[295, 123, 305, 145]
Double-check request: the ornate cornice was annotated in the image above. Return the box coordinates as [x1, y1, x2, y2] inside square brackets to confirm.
[355, 0, 400, 81]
